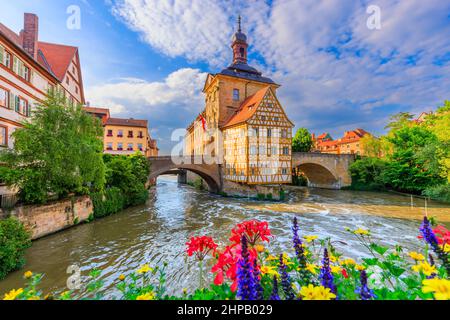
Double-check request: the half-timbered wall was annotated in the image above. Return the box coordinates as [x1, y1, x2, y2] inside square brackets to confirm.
[223, 124, 248, 182]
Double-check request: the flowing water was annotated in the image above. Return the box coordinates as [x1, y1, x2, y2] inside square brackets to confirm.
[1, 175, 449, 298]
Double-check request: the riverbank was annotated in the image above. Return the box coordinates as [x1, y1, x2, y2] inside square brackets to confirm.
[1, 176, 449, 297]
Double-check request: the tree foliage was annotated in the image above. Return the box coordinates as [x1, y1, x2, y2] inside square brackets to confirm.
[0, 218, 31, 280]
[0, 89, 106, 204]
[292, 128, 313, 152]
[350, 101, 450, 202]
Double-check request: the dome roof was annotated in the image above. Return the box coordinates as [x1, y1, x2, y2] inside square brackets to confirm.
[232, 31, 247, 42]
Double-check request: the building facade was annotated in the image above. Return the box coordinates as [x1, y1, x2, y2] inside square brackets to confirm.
[185, 17, 294, 185]
[83, 107, 159, 158]
[0, 13, 85, 150]
[313, 129, 369, 155]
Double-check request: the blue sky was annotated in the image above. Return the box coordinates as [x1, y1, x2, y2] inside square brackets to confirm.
[1, 0, 449, 154]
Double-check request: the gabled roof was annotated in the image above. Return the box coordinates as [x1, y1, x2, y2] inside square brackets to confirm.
[105, 118, 148, 128]
[37, 41, 77, 81]
[223, 87, 270, 128]
[0, 23, 22, 47]
[83, 106, 110, 115]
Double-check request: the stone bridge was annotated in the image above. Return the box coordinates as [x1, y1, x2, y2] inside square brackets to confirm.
[292, 152, 356, 189]
[148, 153, 355, 192]
[148, 156, 222, 192]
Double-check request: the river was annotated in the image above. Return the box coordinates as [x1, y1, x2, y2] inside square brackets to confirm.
[1, 175, 449, 298]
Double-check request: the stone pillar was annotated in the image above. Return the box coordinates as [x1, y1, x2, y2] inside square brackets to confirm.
[178, 169, 187, 184]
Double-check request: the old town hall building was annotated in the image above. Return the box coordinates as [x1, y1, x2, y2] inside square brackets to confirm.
[185, 17, 294, 185]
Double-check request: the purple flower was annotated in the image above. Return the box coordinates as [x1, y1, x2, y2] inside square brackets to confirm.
[292, 218, 309, 283]
[279, 254, 295, 300]
[420, 217, 450, 275]
[253, 259, 264, 300]
[237, 235, 255, 300]
[269, 276, 280, 300]
[420, 217, 439, 247]
[319, 248, 337, 296]
[355, 270, 376, 300]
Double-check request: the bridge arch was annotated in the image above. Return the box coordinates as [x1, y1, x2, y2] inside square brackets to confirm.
[295, 163, 340, 189]
[148, 157, 222, 193]
[292, 152, 355, 189]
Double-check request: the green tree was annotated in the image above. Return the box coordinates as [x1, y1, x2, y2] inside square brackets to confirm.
[292, 128, 313, 152]
[382, 125, 444, 193]
[0, 89, 106, 204]
[103, 153, 150, 206]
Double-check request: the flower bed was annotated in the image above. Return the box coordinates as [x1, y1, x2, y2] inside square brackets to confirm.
[2, 217, 449, 300]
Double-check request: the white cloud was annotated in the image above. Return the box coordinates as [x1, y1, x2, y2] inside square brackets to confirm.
[86, 68, 208, 152]
[107, 0, 450, 149]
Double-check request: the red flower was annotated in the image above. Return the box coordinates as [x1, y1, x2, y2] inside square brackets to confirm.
[211, 244, 258, 292]
[186, 236, 217, 261]
[229, 220, 272, 246]
[418, 225, 450, 245]
[341, 268, 349, 279]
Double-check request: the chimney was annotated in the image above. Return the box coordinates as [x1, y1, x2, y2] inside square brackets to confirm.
[22, 13, 39, 59]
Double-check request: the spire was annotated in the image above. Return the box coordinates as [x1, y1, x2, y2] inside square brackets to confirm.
[231, 15, 248, 64]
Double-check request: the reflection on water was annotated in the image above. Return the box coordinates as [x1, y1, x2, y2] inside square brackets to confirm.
[0, 175, 449, 298]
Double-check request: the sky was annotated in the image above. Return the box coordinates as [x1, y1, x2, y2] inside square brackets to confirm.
[1, 0, 449, 154]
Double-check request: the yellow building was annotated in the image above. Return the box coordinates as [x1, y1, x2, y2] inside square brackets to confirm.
[185, 17, 294, 185]
[83, 107, 158, 157]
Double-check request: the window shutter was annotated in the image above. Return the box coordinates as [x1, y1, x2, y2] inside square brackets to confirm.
[26, 102, 31, 117]
[0, 45, 4, 65]
[9, 92, 14, 110]
[18, 60, 24, 77]
[15, 96, 20, 112]
[13, 56, 18, 74]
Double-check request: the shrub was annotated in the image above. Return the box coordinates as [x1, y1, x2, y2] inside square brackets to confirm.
[266, 193, 273, 200]
[91, 187, 126, 218]
[193, 178, 205, 191]
[0, 218, 31, 280]
[257, 193, 265, 201]
[349, 157, 387, 191]
[423, 184, 450, 203]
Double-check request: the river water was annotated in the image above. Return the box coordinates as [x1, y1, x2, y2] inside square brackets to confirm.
[1, 175, 449, 298]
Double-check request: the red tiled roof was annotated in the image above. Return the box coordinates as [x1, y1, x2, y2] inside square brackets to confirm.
[37, 41, 77, 81]
[83, 107, 110, 115]
[317, 133, 329, 139]
[223, 86, 270, 128]
[105, 117, 148, 128]
[0, 23, 22, 47]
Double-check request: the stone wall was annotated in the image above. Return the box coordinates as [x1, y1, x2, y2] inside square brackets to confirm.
[8, 196, 93, 240]
[222, 180, 284, 201]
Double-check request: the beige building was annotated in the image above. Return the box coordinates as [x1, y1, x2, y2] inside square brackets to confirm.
[83, 107, 159, 158]
[313, 129, 370, 155]
[185, 17, 294, 185]
[0, 13, 85, 150]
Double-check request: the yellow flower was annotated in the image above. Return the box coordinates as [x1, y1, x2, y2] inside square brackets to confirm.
[3, 288, 23, 300]
[329, 254, 338, 263]
[255, 245, 265, 253]
[281, 253, 294, 266]
[260, 265, 279, 277]
[136, 292, 156, 300]
[355, 265, 366, 271]
[44, 294, 54, 300]
[24, 271, 33, 279]
[304, 235, 318, 243]
[354, 228, 370, 236]
[118, 274, 126, 281]
[299, 284, 336, 300]
[411, 262, 437, 276]
[182, 288, 188, 295]
[305, 263, 319, 275]
[408, 251, 425, 261]
[422, 278, 450, 300]
[331, 265, 342, 274]
[137, 264, 153, 274]
[266, 255, 278, 262]
[340, 258, 356, 266]
[27, 296, 40, 300]
[440, 243, 450, 253]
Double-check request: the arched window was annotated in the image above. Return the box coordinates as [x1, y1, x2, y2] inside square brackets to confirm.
[240, 47, 245, 57]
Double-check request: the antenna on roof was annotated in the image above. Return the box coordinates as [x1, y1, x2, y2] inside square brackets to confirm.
[237, 15, 242, 32]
